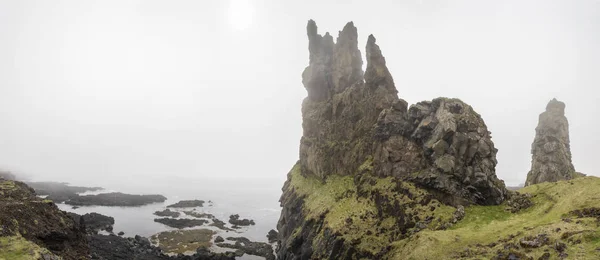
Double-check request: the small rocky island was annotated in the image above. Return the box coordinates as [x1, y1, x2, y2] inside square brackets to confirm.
[154, 218, 208, 229]
[65, 192, 167, 207]
[154, 209, 181, 218]
[167, 199, 205, 208]
[228, 214, 255, 226]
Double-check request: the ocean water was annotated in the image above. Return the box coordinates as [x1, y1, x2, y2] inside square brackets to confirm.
[55, 175, 285, 259]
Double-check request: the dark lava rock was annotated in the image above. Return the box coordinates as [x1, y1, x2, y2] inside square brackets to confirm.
[66, 192, 167, 206]
[154, 218, 208, 229]
[217, 237, 275, 260]
[89, 234, 167, 260]
[118, 231, 124, 236]
[267, 229, 278, 243]
[83, 213, 114, 234]
[167, 200, 205, 208]
[68, 212, 115, 234]
[26, 181, 103, 203]
[154, 209, 181, 218]
[228, 214, 255, 226]
[215, 236, 225, 243]
[209, 218, 235, 232]
[570, 207, 600, 219]
[0, 179, 89, 258]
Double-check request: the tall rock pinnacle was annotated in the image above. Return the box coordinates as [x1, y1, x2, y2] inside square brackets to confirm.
[525, 98, 577, 186]
[297, 20, 506, 202]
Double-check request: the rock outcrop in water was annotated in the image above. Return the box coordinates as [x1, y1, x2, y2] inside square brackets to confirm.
[525, 99, 581, 186]
[276, 20, 508, 259]
[65, 192, 167, 206]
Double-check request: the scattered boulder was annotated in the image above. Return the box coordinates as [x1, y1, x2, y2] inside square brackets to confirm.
[266, 229, 278, 243]
[570, 207, 600, 220]
[154, 209, 180, 218]
[452, 205, 465, 223]
[153, 218, 208, 229]
[217, 237, 275, 260]
[65, 192, 167, 206]
[167, 200, 205, 208]
[215, 236, 225, 243]
[519, 234, 549, 248]
[228, 214, 255, 226]
[505, 191, 534, 213]
[525, 99, 580, 186]
[118, 231, 124, 236]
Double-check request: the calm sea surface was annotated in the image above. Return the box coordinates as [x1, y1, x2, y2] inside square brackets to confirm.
[53, 175, 285, 259]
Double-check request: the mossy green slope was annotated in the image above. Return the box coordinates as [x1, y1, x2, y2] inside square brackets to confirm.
[284, 165, 600, 259]
[391, 176, 600, 259]
[284, 163, 457, 258]
[0, 236, 59, 260]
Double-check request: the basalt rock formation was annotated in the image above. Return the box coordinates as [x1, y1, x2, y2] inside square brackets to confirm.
[525, 99, 581, 186]
[0, 178, 89, 259]
[276, 20, 508, 259]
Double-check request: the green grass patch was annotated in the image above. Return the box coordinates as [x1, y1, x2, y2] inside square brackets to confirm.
[389, 176, 600, 259]
[289, 163, 456, 256]
[0, 236, 56, 260]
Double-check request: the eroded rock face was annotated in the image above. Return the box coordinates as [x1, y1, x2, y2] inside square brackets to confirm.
[525, 99, 577, 186]
[374, 98, 506, 205]
[277, 20, 508, 259]
[297, 20, 506, 204]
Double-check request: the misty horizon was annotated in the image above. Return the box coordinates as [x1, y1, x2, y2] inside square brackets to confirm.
[2, 0, 599, 187]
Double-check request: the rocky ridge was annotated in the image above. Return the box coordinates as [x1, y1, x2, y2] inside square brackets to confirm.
[0, 178, 89, 259]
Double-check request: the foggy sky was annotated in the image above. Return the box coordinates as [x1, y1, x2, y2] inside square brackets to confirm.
[0, 0, 598, 187]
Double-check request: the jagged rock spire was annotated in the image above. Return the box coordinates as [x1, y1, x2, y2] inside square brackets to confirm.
[525, 98, 577, 186]
[297, 20, 506, 205]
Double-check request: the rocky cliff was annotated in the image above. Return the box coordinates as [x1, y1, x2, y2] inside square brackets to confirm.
[525, 99, 581, 186]
[277, 20, 508, 259]
[0, 178, 89, 259]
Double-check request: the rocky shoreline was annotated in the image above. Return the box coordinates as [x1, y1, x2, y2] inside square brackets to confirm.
[0, 175, 277, 260]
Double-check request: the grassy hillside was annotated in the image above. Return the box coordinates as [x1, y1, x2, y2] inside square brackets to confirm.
[0, 236, 58, 260]
[391, 176, 600, 259]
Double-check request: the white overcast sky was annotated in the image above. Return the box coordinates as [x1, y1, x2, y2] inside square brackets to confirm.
[0, 0, 598, 186]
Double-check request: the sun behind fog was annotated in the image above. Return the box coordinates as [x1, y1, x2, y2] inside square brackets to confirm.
[228, 0, 254, 31]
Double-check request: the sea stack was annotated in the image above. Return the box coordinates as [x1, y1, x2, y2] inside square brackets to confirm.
[525, 98, 579, 186]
